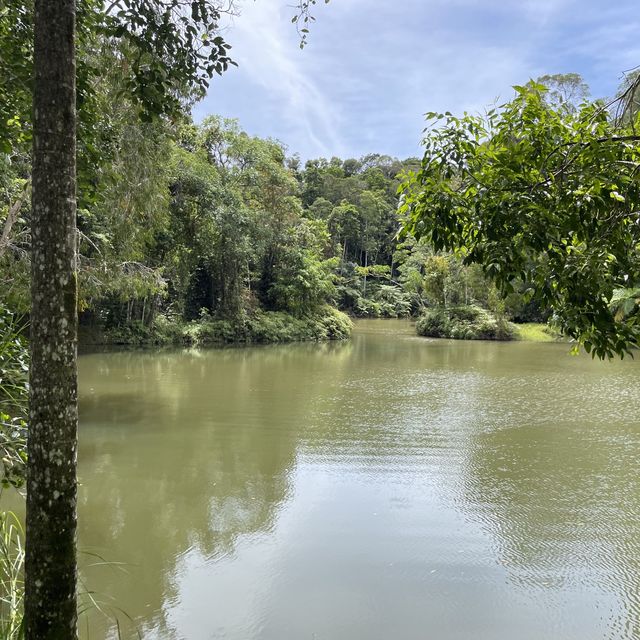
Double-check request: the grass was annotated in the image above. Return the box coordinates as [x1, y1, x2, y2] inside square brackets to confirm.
[0, 511, 24, 640]
[514, 323, 562, 342]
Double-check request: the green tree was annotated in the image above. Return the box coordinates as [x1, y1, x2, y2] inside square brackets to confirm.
[267, 218, 337, 315]
[536, 72, 590, 112]
[401, 80, 640, 357]
[616, 69, 640, 124]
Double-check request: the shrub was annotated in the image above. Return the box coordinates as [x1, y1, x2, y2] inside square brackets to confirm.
[318, 307, 353, 340]
[101, 307, 352, 347]
[416, 305, 515, 341]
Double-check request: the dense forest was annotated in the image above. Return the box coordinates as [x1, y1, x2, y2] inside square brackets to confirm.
[2, 100, 559, 347]
[0, 4, 575, 348]
[2, 0, 640, 635]
[4, 20, 635, 351]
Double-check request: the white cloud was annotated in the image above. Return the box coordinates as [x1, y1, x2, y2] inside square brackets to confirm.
[193, 0, 640, 160]
[202, 0, 346, 158]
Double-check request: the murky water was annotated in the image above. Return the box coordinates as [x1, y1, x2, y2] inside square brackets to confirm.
[71, 320, 640, 639]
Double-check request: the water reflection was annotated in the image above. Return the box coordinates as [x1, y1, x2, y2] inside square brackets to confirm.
[77, 341, 353, 638]
[73, 322, 640, 639]
[460, 403, 640, 638]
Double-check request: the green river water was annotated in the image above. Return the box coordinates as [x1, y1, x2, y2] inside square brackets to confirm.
[59, 320, 640, 638]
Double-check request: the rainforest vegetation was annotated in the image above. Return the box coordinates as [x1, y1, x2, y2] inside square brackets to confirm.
[2, 100, 540, 346]
[4, 29, 636, 351]
[2, 81, 563, 347]
[1, 0, 640, 635]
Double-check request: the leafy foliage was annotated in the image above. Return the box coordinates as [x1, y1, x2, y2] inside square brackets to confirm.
[103, 0, 235, 119]
[292, 0, 331, 49]
[401, 81, 640, 357]
[416, 306, 515, 341]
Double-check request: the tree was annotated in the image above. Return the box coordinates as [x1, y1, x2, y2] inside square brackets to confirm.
[400, 80, 640, 358]
[26, 0, 78, 637]
[616, 68, 640, 124]
[19, 1, 322, 635]
[536, 73, 590, 112]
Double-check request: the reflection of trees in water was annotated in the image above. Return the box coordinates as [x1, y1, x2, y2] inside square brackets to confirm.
[458, 409, 640, 638]
[76, 341, 353, 639]
[75, 332, 640, 639]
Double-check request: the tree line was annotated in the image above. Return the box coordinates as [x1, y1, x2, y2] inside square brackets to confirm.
[3, 109, 548, 342]
[1, 0, 639, 634]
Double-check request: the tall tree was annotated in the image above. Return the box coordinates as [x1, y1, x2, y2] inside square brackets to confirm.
[26, 0, 78, 636]
[536, 72, 590, 112]
[18, 3, 328, 635]
[616, 68, 640, 124]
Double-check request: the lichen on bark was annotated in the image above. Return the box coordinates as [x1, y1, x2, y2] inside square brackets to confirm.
[25, 0, 79, 637]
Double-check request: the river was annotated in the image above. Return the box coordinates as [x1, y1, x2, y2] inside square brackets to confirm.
[72, 319, 640, 639]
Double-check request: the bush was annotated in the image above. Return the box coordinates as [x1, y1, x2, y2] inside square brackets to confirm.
[416, 305, 515, 341]
[318, 307, 353, 340]
[354, 297, 382, 318]
[101, 307, 352, 347]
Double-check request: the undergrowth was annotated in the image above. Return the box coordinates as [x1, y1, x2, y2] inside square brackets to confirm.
[416, 305, 516, 341]
[100, 306, 353, 346]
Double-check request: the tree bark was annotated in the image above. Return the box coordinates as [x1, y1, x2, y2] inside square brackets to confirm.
[25, 0, 78, 636]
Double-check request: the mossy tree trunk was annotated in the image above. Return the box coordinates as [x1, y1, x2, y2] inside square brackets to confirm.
[25, 0, 78, 636]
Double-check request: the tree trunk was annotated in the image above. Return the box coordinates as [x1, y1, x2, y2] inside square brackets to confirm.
[25, 0, 78, 637]
[363, 250, 368, 296]
[0, 180, 29, 259]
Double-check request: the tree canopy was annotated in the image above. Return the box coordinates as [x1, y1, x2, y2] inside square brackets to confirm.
[400, 78, 640, 358]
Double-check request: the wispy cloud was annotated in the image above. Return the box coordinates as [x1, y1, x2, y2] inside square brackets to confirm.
[195, 0, 345, 158]
[194, 0, 640, 160]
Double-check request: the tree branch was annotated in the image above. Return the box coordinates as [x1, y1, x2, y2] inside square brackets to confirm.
[0, 180, 29, 259]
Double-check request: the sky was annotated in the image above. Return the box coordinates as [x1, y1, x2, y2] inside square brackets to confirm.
[192, 0, 640, 161]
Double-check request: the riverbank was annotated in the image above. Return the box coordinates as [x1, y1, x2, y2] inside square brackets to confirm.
[514, 322, 562, 342]
[415, 306, 562, 343]
[83, 306, 353, 347]
[84, 307, 557, 348]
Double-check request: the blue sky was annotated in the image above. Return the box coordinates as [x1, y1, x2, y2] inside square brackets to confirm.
[192, 0, 640, 161]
